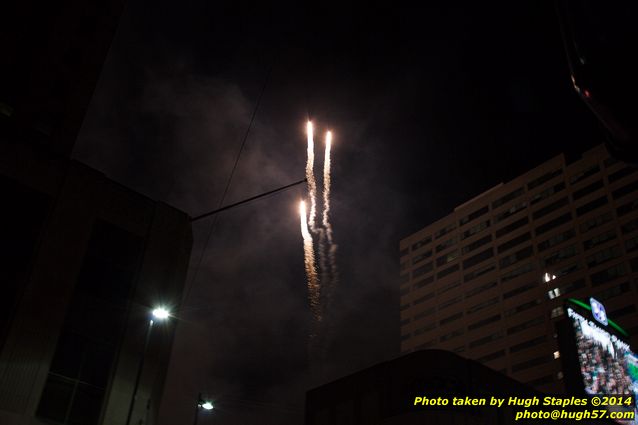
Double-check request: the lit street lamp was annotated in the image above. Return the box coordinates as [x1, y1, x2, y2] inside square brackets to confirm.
[125, 307, 171, 425]
[194, 393, 214, 425]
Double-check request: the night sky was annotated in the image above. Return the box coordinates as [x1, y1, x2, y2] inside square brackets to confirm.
[72, 1, 603, 423]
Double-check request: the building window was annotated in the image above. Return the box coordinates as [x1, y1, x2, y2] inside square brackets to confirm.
[542, 244, 578, 267]
[439, 296, 463, 310]
[626, 236, 638, 253]
[462, 234, 492, 255]
[572, 179, 604, 201]
[507, 317, 544, 335]
[469, 331, 504, 348]
[501, 261, 534, 283]
[464, 263, 496, 282]
[435, 236, 459, 253]
[412, 250, 433, 265]
[532, 197, 569, 220]
[459, 206, 489, 226]
[412, 236, 432, 251]
[609, 304, 637, 318]
[494, 201, 527, 224]
[535, 213, 572, 236]
[413, 293, 435, 305]
[414, 323, 436, 335]
[547, 278, 586, 299]
[36, 220, 144, 425]
[467, 297, 499, 314]
[586, 245, 622, 268]
[569, 164, 600, 185]
[503, 281, 536, 299]
[437, 264, 459, 279]
[439, 312, 463, 325]
[414, 308, 436, 321]
[575, 195, 608, 217]
[496, 217, 529, 238]
[510, 335, 546, 353]
[436, 250, 460, 266]
[466, 281, 497, 298]
[413, 276, 434, 290]
[435, 223, 456, 239]
[621, 218, 638, 235]
[618, 199, 638, 217]
[412, 262, 433, 279]
[463, 248, 494, 269]
[462, 220, 490, 240]
[504, 299, 541, 317]
[493, 187, 525, 208]
[530, 182, 565, 206]
[604, 157, 619, 167]
[498, 232, 531, 254]
[608, 166, 637, 183]
[590, 263, 627, 286]
[537, 228, 575, 252]
[440, 328, 464, 342]
[438, 280, 461, 295]
[583, 229, 617, 251]
[400, 247, 409, 257]
[612, 179, 638, 201]
[500, 245, 534, 269]
[580, 212, 613, 234]
[527, 169, 562, 190]
[467, 314, 501, 331]
[593, 282, 631, 302]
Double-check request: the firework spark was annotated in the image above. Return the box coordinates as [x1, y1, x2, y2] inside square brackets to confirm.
[299, 200, 320, 322]
[306, 121, 318, 232]
[322, 131, 339, 288]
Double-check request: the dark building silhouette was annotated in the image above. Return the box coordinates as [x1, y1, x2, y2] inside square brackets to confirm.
[0, 2, 194, 425]
[305, 349, 574, 425]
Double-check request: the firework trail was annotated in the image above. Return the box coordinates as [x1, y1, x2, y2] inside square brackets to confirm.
[305, 122, 318, 232]
[299, 201, 321, 324]
[322, 131, 339, 289]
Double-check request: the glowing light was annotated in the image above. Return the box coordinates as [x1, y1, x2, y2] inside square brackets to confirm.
[543, 272, 556, 283]
[152, 307, 170, 320]
[321, 130, 339, 294]
[305, 121, 318, 231]
[201, 401, 214, 410]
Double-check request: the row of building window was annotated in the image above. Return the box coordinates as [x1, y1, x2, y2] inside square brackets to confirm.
[402, 160, 635, 258]
[404, 175, 638, 286]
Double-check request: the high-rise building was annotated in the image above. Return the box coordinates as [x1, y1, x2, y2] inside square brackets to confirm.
[399, 145, 638, 392]
[0, 2, 194, 425]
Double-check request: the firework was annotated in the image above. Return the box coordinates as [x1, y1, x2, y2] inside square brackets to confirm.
[299, 201, 321, 322]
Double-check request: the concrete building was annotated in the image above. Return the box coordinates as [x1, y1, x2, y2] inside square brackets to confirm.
[399, 145, 638, 392]
[0, 2, 194, 424]
[0, 159, 192, 425]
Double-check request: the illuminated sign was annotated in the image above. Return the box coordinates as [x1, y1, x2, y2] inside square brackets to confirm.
[590, 297, 608, 326]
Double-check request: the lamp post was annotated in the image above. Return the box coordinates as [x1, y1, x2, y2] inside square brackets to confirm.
[193, 393, 214, 425]
[125, 307, 171, 425]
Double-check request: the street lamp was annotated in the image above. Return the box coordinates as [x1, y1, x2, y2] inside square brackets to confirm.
[194, 393, 214, 425]
[125, 307, 171, 425]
